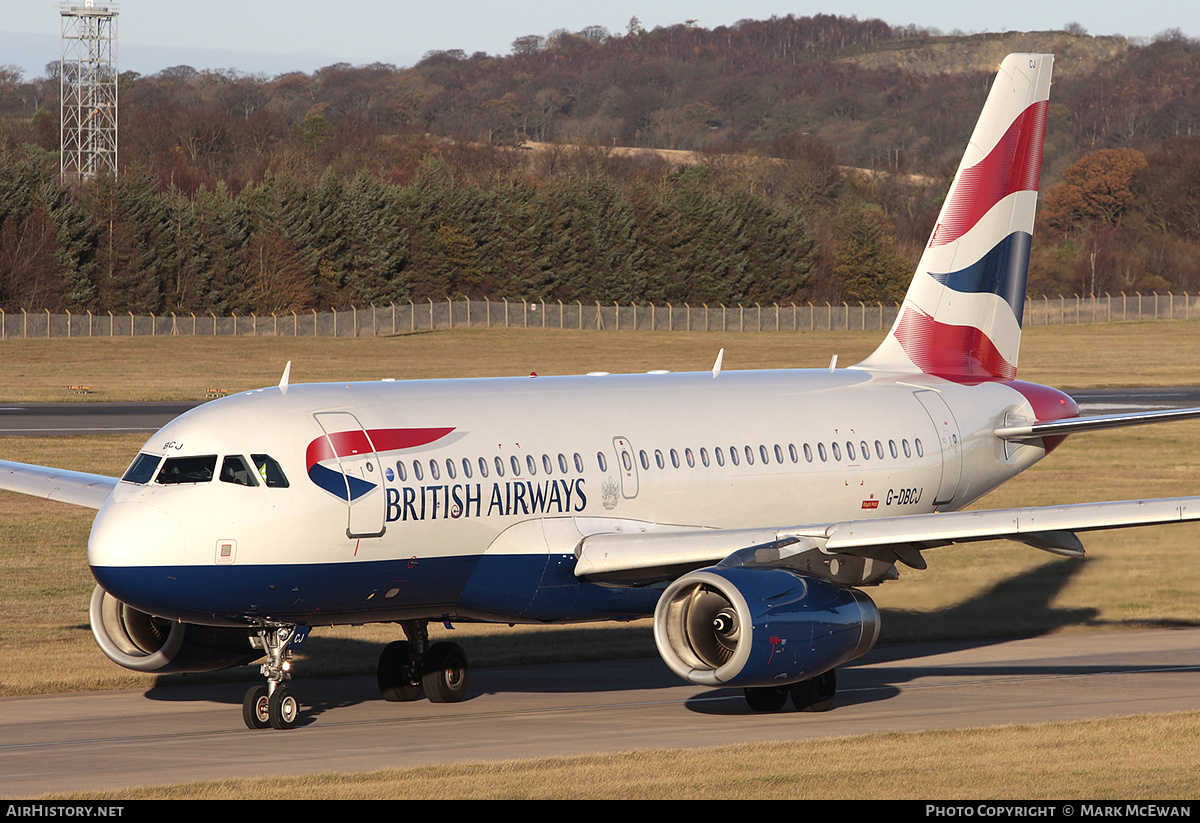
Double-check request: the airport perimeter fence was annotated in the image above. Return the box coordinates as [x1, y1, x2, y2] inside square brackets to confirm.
[1, 293, 1197, 339]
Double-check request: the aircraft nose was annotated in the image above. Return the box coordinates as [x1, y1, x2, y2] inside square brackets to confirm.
[88, 499, 186, 569]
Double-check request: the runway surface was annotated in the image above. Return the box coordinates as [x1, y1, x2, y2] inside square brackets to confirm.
[3, 627, 1200, 796]
[0, 402, 199, 436]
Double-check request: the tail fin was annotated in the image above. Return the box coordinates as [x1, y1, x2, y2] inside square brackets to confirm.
[855, 54, 1053, 381]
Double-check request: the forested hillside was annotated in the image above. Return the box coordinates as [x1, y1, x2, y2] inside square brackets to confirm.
[1, 14, 1199, 314]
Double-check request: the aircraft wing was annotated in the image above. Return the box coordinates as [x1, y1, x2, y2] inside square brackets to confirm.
[573, 496, 1200, 583]
[0, 459, 118, 510]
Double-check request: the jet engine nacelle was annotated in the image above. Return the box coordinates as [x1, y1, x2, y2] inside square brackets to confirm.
[89, 585, 263, 673]
[653, 567, 879, 688]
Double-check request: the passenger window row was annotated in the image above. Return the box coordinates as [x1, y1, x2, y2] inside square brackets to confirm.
[389, 435, 926, 486]
[392, 452, 588, 483]
[629, 438, 925, 471]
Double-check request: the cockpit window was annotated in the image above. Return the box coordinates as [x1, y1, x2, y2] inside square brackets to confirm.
[122, 453, 162, 484]
[157, 455, 217, 485]
[251, 454, 289, 488]
[220, 455, 259, 487]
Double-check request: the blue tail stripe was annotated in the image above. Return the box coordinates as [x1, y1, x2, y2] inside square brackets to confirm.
[927, 231, 1031, 323]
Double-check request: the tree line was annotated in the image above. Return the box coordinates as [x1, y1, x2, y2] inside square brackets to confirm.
[1, 15, 1199, 312]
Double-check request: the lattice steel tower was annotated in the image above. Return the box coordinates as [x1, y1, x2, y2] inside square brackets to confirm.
[60, 1, 119, 182]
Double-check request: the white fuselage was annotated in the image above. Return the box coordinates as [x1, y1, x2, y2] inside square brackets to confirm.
[86, 367, 1063, 627]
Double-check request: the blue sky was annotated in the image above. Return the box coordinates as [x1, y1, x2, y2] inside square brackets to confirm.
[2, 1, 1198, 79]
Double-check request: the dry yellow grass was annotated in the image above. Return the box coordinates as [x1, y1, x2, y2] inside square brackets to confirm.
[0, 320, 1196, 401]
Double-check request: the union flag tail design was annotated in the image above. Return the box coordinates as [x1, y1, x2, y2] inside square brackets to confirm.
[855, 54, 1053, 381]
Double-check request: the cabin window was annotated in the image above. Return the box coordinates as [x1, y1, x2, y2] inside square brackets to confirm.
[875, 440, 885, 460]
[413, 461, 424, 481]
[122, 453, 161, 484]
[685, 448, 695, 468]
[776, 444, 785, 463]
[639, 450, 649, 470]
[902, 440, 912, 458]
[543, 454, 553, 474]
[157, 455, 217, 485]
[760, 445, 770, 464]
[526, 455, 537, 475]
[429, 460, 440, 480]
[462, 458, 472, 479]
[831, 442, 842, 461]
[700, 447, 710, 467]
[558, 454, 568, 473]
[219, 455, 259, 487]
[596, 452, 607, 472]
[715, 447, 725, 467]
[818, 443, 827, 462]
[495, 456, 505, 477]
[846, 442, 856, 461]
[744, 446, 754, 465]
[655, 449, 664, 469]
[574, 453, 584, 473]
[889, 440, 898, 459]
[729, 447, 739, 466]
[803, 443, 813, 463]
[511, 456, 521, 476]
[915, 438, 924, 458]
[478, 457, 489, 478]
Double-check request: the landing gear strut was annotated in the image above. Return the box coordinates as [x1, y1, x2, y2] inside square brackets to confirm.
[377, 619, 470, 704]
[744, 669, 837, 713]
[242, 624, 301, 730]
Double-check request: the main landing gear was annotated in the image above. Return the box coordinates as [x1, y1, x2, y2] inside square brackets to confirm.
[243, 625, 301, 730]
[376, 619, 470, 705]
[743, 669, 837, 713]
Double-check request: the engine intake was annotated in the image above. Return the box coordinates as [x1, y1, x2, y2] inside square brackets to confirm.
[89, 584, 263, 673]
[653, 567, 879, 688]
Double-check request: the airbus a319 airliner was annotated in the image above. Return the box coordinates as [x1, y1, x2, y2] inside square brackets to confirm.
[5, 53, 1200, 730]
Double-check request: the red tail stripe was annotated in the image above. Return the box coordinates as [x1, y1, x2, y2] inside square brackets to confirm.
[892, 308, 1015, 381]
[930, 100, 1047, 248]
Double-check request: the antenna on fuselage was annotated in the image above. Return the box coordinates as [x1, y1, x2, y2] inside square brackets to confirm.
[711, 348, 724, 378]
[279, 361, 292, 395]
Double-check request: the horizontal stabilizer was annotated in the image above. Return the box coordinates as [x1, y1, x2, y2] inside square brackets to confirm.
[995, 406, 1200, 442]
[0, 459, 117, 509]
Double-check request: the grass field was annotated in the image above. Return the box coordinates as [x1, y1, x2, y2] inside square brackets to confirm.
[1, 321, 1198, 402]
[5, 320, 1200, 798]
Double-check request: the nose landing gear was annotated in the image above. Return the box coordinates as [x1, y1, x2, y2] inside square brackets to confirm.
[242, 625, 301, 730]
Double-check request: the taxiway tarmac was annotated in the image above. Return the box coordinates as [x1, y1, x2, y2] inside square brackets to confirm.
[3, 627, 1200, 797]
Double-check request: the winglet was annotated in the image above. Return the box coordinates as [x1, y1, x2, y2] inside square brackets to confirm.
[279, 361, 292, 395]
[712, 348, 724, 378]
